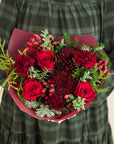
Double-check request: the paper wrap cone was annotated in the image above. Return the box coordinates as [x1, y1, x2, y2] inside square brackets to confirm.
[7, 28, 99, 123]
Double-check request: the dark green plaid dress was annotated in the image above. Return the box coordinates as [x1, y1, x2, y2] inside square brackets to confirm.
[0, 0, 114, 143]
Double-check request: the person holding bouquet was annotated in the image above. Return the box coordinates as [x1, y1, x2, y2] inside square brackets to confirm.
[0, 0, 114, 144]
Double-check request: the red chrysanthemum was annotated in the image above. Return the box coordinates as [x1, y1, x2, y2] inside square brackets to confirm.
[50, 69, 77, 95]
[74, 50, 97, 70]
[14, 55, 35, 77]
[49, 92, 65, 111]
[57, 47, 78, 71]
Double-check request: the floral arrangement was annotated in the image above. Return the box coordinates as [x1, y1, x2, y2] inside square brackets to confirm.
[0, 29, 112, 122]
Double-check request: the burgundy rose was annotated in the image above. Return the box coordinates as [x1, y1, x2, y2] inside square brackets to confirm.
[74, 50, 97, 70]
[49, 92, 65, 111]
[14, 55, 35, 77]
[22, 78, 43, 101]
[37, 50, 55, 71]
[74, 81, 96, 103]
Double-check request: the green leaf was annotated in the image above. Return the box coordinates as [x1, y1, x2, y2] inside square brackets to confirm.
[36, 105, 62, 118]
[72, 38, 78, 48]
[25, 100, 41, 109]
[68, 94, 74, 99]
[72, 97, 86, 111]
[60, 38, 65, 46]
[63, 33, 71, 44]
[81, 45, 91, 51]
[96, 51, 110, 61]
[93, 43, 105, 51]
[80, 71, 93, 82]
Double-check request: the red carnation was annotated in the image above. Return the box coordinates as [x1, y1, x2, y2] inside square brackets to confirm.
[74, 81, 96, 103]
[25, 47, 41, 59]
[74, 50, 97, 70]
[50, 69, 77, 95]
[14, 55, 35, 77]
[37, 50, 55, 71]
[49, 92, 65, 111]
[22, 78, 43, 101]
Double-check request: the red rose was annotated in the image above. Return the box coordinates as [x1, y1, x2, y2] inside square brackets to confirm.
[49, 92, 65, 111]
[74, 81, 96, 103]
[22, 78, 43, 101]
[14, 55, 35, 77]
[74, 50, 97, 70]
[37, 50, 55, 71]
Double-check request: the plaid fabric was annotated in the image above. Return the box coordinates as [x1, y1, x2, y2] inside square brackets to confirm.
[0, 0, 114, 143]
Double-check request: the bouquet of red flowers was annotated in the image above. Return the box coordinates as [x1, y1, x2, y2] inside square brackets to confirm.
[0, 29, 112, 123]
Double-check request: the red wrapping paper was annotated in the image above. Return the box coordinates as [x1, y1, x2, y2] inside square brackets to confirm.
[7, 28, 99, 123]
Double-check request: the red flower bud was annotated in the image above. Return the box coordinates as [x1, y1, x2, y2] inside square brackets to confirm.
[48, 79, 51, 84]
[103, 65, 107, 70]
[103, 61, 108, 65]
[33, 41, 38, 46]
[52, 41, 57, 46]
[64, 95, 69, 99]
[42, 89, 46, 93]
[50, 84, 54, 88]
[36, 37, 41, 41]
[42, 81, 47, 86]
[98, 65, 103, 70]
[49, 34, 53, 40]
[33, 34, 39, 38]
[66, 104, 71, 108]
[27, 41, 33, 47]
[31, 37, 35, 42]
[106, 71, 110, 75]
[98, 59, 103, 64]
[49, 89, 54, 93]
[49, 93, 52, 97]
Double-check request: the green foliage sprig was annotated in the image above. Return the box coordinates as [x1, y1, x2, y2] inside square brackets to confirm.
[36, 105, 62, 118]
[0, 39, 14, 71]
[0, 40, 19, 91]
[72, 64, 87, 80]
[28, 66, 52, 82]
[40, 29, 54, 51]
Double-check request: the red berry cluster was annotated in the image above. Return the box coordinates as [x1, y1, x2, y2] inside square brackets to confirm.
[63, 94, 71, 108]
[97, 59, 110, 77]
[41, 80, 55, 105]
[49, 34, 58, 46]
[26, 34, 47, 51]
[27, 34, 41, 47]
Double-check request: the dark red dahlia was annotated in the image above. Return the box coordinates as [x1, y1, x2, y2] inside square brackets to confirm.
[14, 55, 35, 77]
[57, 47, 78, 71]
[49, 92, 65, 111]
[50, 69, 77, 95]
[74, 50, 97, 70]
